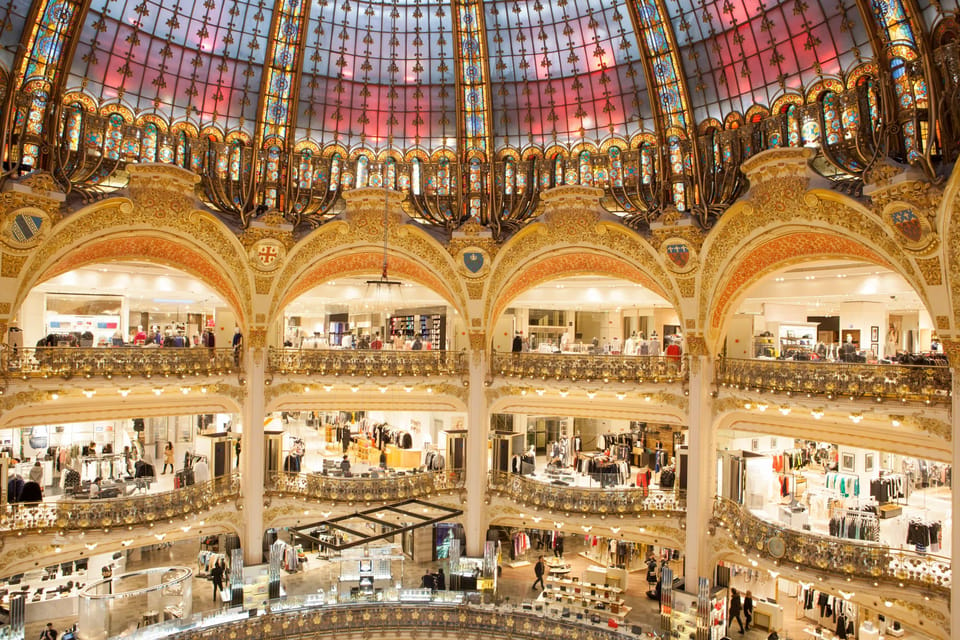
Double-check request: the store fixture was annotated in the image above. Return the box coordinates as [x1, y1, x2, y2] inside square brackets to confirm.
[77, 566, 192, 640]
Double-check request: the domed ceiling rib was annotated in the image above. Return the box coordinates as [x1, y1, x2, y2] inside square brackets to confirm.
[255, 0, 311, 149]
[0, 0, 92, 173]
[251, 0, 311, 210]
[452, 0, 493, 161]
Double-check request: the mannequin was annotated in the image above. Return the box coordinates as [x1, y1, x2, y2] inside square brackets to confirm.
[841, 333, 856, 362]
[624, 331, 637, 356]
[648, 332, 661, 357]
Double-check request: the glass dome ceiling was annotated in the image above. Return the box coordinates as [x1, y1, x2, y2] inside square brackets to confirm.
[1, 0, 944, 156]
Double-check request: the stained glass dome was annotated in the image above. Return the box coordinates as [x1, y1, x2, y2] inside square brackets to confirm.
[1, 0, 957, 232]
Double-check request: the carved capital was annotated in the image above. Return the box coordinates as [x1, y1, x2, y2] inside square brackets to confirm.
[342, 187, 407, 242]
[941, 338, 960, 371]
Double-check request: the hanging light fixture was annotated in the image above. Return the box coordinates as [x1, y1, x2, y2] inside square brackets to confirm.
[365, 18, 403, 313]
[364, 183, 403, 309]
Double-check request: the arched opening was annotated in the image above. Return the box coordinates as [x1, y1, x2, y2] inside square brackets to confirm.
[275, 250, 466, 351]
[2, 262, 245, 497]
[717, 259, 951, 576]
[723, 260, 939, 362]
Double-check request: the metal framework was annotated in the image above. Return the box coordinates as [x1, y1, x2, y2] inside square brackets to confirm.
[290, 498, 463, 552]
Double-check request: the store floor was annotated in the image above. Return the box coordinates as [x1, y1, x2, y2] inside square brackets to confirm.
[25, 536, 669, 639]
[748, 468, 951, 556]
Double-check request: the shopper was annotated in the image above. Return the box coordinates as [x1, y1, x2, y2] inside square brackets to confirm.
[340, 455, 351, 475]
[743, 590, 754, 631]
[512, 332, 523, 352]
[162, 441, 175, 475]
[435, 567, 445, 590]
[729, 587, 745, 634]
[554, 534, 564, 559]
[412, 336, 423, 350]
[532, 555, 545, 590]
[40, 622, 58, 640]
[28, 460, 43, 484]
[89, 477, 101, 499]
[235, 438, 241, 467]
[211, 559, 225, 602]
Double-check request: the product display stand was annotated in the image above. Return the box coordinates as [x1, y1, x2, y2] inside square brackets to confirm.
[540, 575, 632, 619]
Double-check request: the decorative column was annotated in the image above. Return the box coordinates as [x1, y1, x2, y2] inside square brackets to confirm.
[944, 339, 960, 640]
[240, 335, 267, 566]
[683, 347, 715, 587]
[464, 333, 490, 556]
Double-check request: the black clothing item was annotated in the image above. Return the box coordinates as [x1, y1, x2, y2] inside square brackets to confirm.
[512, 336, 523, 352]
[554, 536, 564, 558]
[40, 628, 58, 640]
[744, 596, 754, 629]
[534, 559, 545, 577]
[729, 595, 741, 615]
[435, 570, 446, 590]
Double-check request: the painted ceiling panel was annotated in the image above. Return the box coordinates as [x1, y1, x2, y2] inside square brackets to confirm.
[485, 0, 652, 149]
[667, 0, 873, 120]
[0, 0, 31, 72]
[298, 0, 456, 152]
[66, 0, 272, 129]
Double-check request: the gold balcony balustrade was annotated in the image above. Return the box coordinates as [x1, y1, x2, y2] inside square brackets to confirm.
[0, 474, 239, 533]
[491, 352, 686, 384]
[487, 470, 685, 516]
[267, 348, 467, 378]
[716, 358, 951, 404]
[1, 347, 240, 380]
[713, 497, 950, 595]
[132, 601, 644, 640]
[265, 470, 462, 504]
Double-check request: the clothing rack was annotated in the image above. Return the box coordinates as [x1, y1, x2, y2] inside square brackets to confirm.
[828, 506, 879, 542]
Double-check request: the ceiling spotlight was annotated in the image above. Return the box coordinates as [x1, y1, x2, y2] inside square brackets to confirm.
[811, 409, 824, 420]
[890, 416, 901, 427]
[615, 392, 626, 400]
[350, 385, 359, 393]
[379, 386, 388, 394]
[82, 389, 96, 398]
[535, 388, 545, 396]
[849, 412, 863, 424]
[323, 384, 333, 392]
[180, 386, 191, 394]
[778, 406, 791, 415]
[153, 388, 163, 396]
[118, 389, 130, 397]
[756, 402, 768, 412]
[586, 391, 596, 399]
[403, 386, 413, 393]
[558, 389, 569, 397]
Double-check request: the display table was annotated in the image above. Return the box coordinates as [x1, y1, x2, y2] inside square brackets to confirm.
[583, 565, 628, 591]
[541, 576, 630, 618]
[751, 599, 783, 632]
[779, 504, 809, 530]
[878, 503, 903, 519]
[384, 446, 421, 469]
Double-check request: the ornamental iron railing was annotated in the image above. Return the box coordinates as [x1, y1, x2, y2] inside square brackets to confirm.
[267, 348, 467, 378]
[0, 474, 239, 532]
[265, 470, 462, 504]
[125, 601, 647, 640]
[488, 470, 685, 516]
[1, 347, 240, 380]
[491, 352, 686, 384]
[715, 357, 951, 404]
[713, 497, 950, 595]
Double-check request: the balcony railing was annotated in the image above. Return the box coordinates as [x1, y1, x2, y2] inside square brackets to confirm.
[126, 601, 645, 640]
[267, 347, 467, 378]
[488, 470, 684, 516]
[713, 497, 950, 594]
[1, 347, 241, 380]
[0, 474, 239, 532]
[491, 352, 686, 384]
[715, 357, 951, 404]
[265, 470, 462, 503]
